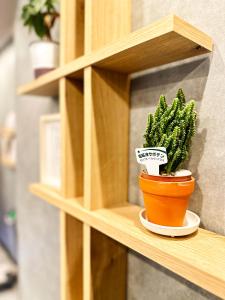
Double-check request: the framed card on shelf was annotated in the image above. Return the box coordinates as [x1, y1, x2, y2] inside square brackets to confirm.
[40, 114, 61, 189]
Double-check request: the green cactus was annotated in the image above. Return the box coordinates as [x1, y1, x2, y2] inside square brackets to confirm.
[143, 89, 197, 174]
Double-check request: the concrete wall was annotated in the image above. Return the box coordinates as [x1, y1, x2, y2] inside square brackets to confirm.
[0, 44, 16, 213]
[128, 1, 224, 299]
[10, 0, 225, 299]
[0, 44, 17, 259]
[15, 0, 60, 299]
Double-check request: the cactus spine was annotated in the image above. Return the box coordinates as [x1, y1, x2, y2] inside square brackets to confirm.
[143, 89, 197, 174]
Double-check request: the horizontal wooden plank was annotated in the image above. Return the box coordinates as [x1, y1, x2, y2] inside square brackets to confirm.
[93, 14, 212, 73]
[17, 72, 59, 97]
[18, 15, 212, 96]
[17, 58, 84, 96]
[0, 127, 16, 138]
[30, 183, 225, 299]
[1, 157, 15, 169]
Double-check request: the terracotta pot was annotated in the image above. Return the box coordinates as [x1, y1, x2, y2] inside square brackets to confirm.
[139, 173, 195, 227]
[141, 172, 192, 182]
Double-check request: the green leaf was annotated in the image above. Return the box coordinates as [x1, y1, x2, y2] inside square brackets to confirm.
[21, 0, 58, 39]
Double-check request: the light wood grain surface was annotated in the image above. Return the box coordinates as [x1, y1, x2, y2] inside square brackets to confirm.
[22, 7, 218, 300]
[0, 127, 16, 138]
[60, 0, 84, 64]
[1, 157, 16, 169]
[60, 78, 84, 198]
[85, 0, 130, 52]
[60, 211, 83, 300]
[84, 67, 130, 209]
[30, 183, 225, 299]
[17, 15, 212, 97]
[60, 9, 84, 298]
[91, 229, 127, 300]
[83, 2, 130, 298]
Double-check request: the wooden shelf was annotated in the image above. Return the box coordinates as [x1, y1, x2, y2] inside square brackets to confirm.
[0, 127, 16, 169]
[17, 69, 59, 97]
[1, 157, 15, 169]
[91, 14, 212, 72]
[17, 57, 84, 97]
[25, 6, 218, 299]
[0, 127, 16, 138]
[30, 183, 225, 299]
[18, 15, 212, 97]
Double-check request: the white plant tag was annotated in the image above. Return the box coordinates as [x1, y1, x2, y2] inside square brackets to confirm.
[135, 147, 168, 175]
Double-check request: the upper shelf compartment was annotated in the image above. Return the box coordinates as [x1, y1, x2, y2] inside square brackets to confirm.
[93, 14, 212, 73]
[17, 15, 212, 97]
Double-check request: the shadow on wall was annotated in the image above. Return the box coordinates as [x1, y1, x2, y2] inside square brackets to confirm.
[129, 55, 210, 214]
[131, 56, 210, 107]
[127, 250, 221, 300]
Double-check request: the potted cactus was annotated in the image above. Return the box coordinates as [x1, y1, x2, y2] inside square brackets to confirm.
[21, 0, 59, 77]
[139, 89, 196, 227]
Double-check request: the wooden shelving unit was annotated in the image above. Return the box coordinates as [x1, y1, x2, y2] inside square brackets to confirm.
[17, 1, 225, 299]
[0, 127, 16, 169]
[0, 127, 16, 138]
[30, 183, 225, 299]
[17, 14, 212, 97]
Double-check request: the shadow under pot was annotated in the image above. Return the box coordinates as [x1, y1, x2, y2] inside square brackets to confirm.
[29, 41, 59, 78]
[139, 172, 195, 227]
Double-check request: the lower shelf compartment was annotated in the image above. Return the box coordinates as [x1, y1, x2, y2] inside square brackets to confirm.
[30, 183, 225, 298]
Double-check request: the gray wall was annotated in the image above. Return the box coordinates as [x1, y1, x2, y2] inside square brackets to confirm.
[0, 43, 17, 259]
[8, 0, 225, 299]
[128, 1, 224, 299]
[0, 44, 16, 213]
[15, 0, 60, 299]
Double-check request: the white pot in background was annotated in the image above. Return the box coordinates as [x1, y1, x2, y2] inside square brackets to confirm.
[29, 41, 59, 77]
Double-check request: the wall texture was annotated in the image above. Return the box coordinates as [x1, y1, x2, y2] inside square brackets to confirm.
[0, 44, 17, 259]
[128, 1, 225, 299]
[0, 44, 16, 213]
[15, 0, 60, 299]
[10, 0, 225, 299]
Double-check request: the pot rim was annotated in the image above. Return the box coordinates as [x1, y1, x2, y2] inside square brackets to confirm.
[140, 172, 194, 184]
[141, 169, 192, 177]
[29, 40, 59, 46]
[139, 174, 195, 197]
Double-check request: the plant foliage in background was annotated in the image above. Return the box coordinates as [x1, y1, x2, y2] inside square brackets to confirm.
[143, 89, 197, 174]
[21, 0, 59, 40]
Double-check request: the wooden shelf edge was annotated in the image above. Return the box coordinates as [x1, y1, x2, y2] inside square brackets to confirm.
[17, 69, 60, 96]
[1, 157, 16, 169]
[18, 14, 213, 97]
[92, 14, 212, 71]
[30, 183, 225, 298]
[173, 15, 213, 51]
[17, 57, 85, 96]
[0, 127, 16, 138]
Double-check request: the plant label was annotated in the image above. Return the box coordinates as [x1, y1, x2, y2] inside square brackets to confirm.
[135, 147, 167, 175]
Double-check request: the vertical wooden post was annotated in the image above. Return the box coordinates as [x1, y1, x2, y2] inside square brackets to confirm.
[84, 67, 130, 210]
[91, 229, 127, 300]
[83, 1, 131, 299]
[83, 223, 92, 300]
[60, 77, 84, 300]
[83, 65, 129, 300]
[61, 212, 83, 300]
[60, 1, 85, 299]
[60, 78, 83, 198]
[85, 0, 131, 52]
[60, 0, 84, 64]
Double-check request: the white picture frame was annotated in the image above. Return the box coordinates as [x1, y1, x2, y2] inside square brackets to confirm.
[40, 114, 61, 189]
[0, 111, 16, 169]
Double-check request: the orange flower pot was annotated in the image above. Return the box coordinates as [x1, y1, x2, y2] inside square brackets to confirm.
[139, 173, 195, 227]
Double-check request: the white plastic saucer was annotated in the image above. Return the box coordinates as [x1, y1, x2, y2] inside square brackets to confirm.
[139, 209, 200, 237]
